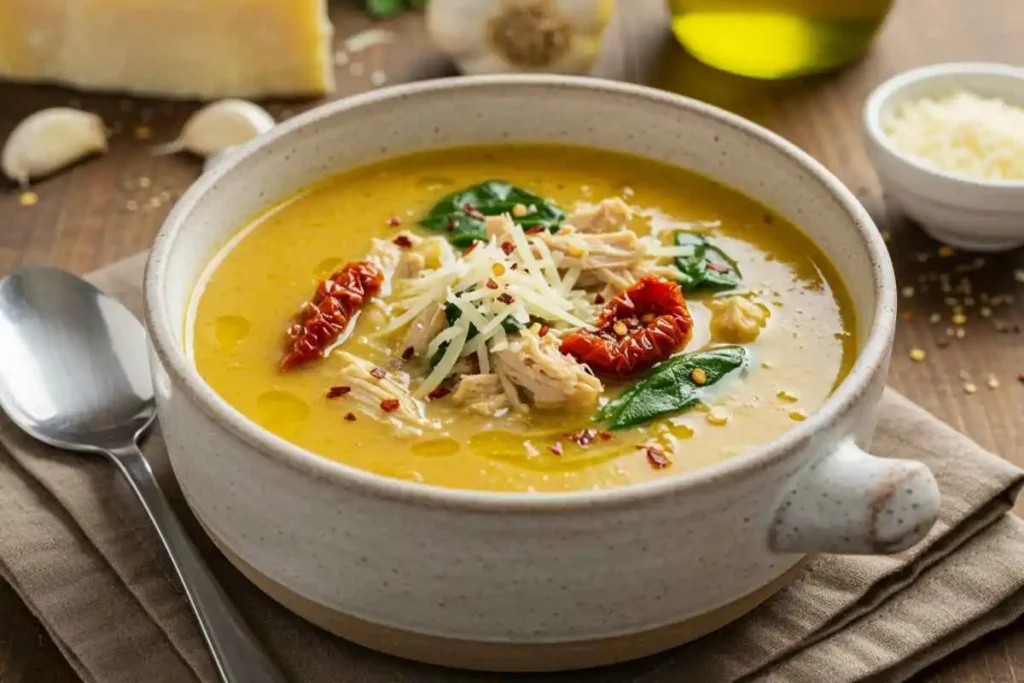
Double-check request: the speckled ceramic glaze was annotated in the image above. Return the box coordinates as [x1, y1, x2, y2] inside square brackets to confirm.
[145, 76, 941, 671]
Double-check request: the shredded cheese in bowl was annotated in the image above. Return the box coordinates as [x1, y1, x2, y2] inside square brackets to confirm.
[883, 90, 1024, 182]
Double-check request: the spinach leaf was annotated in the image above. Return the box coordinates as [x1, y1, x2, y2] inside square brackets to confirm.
[597, 346, 749, 430]
[365, 0, 404, 17]
[429, 301, 524, 366]
[673, 232, 742, 293]
[420, 180, 565, 247]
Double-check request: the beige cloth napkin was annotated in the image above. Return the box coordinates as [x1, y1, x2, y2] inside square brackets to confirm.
[2, 253, 1024, 683]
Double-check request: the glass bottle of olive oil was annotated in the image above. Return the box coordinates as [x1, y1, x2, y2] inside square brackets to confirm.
[668, 0, 894, 79]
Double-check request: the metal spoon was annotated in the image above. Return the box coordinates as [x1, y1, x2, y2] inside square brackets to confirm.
[0, 266, 288, 683]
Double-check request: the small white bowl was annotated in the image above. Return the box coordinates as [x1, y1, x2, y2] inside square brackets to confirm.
[864, 62, 1024, 251]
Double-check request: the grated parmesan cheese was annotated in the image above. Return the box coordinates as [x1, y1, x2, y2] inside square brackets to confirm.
[884, 90, 1024, 181]
[384, 216, 596, 395]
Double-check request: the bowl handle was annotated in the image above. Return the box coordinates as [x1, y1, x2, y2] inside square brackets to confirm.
[769, 439, 941, 554]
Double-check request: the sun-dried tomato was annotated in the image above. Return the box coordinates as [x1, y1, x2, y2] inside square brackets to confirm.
[280, 261, 384, 371]
[559, 276, 692, 379]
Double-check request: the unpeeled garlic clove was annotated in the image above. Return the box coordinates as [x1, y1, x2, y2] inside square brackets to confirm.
[2, 108, 107, 186]
[154, 99, 275, 158]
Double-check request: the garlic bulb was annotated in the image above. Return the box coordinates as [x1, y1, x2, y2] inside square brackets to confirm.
[2, 108, 107, 186]
[154, 99, 275, 158]
[427, 0, 613, 76]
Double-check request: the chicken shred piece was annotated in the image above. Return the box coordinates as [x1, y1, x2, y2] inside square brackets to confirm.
[486, 215, 511, 239]
[336, 352, 439, 436]
[708, 296, 770, 344]
[452, 373, 525, 416]
[402, 304, 447, 357]
[540, 228, 647, 273]
[372, 232, 456, 282]
[568, 198, 633, 233]
[493, 332, 602, 409]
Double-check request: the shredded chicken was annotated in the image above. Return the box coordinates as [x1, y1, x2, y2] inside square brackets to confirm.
[367, 238, 401, 281]
[568, 198, 633, 233]
[452, 373, 525, 417]
[373, 232, 456, 281]
[415, 235, 457, 270]
[541, 227, 647, 271]
[402, 303, 446, 356]
[708, 296, 770, 344]
[486, 215, 510, 239]
[335, 352, 439, 436]
[493, 332, 603, 409]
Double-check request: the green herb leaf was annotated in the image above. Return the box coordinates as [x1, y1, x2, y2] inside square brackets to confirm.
[420, 180, 565, 247]
[365, 0, 405, 17]
[597, 346, 749, 430]
[673, 232, 742, 293]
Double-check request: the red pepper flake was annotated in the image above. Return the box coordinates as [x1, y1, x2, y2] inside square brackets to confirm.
[567, 428, 598, 447]
[706, 260, 729, 273]
[446, 217, 457, 232]
[462, 203, 485, 220]
[549, 442, 563, 456]
[401, 346, 415, 361]
[525, 226, 545, 235]
[485, 278, 500, 290]
[387, 215, 402, 227]
[497, 292, 515, 305]
[427, 386, 452, 400]
[599, 431, 612, 441]
[393, 234, 414, 248]
[326, 385, 351, 399]
[380, 398, 401, 413]
[463, 240, 480, 255]
[538, 324, 550, 337]
[344, 412, 357, 421]
[501, 241, 516, 255]
[594, 293, 605, 304]
[645, 445, 671, 469]
[370, 367, 387, 379]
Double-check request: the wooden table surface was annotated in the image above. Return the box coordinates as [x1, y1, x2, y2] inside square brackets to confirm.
[0, 1, 1021, 681]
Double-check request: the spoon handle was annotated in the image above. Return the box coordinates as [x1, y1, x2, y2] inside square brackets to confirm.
[107, 444, 289, 683]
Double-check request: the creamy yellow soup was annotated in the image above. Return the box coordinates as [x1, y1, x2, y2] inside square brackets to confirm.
[192, 145, 856, 493]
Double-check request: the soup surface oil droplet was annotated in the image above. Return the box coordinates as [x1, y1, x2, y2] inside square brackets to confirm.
[212, 315, 251, 350]
[256, 391, 311, 432]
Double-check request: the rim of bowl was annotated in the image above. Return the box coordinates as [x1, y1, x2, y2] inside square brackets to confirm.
[146, 74, 896, 512]
[863, 61, 1024, 189]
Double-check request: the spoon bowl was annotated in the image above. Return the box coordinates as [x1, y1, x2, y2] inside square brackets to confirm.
[0, 265, 154, 451]
[0, 265, 287, 683]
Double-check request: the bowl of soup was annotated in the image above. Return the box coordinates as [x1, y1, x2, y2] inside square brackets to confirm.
[145, 76, 939, 671]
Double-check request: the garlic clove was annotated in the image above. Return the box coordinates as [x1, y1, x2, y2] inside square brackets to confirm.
[153, 99, 275, 159]
[2, 108, 107, 186]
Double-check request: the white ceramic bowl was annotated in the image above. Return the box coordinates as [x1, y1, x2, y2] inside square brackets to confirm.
[146, 76, 941, 672]
[864, 62, 1024, 251]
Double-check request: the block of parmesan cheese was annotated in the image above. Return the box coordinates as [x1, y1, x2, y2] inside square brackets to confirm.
[0, 0, 335, 99]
